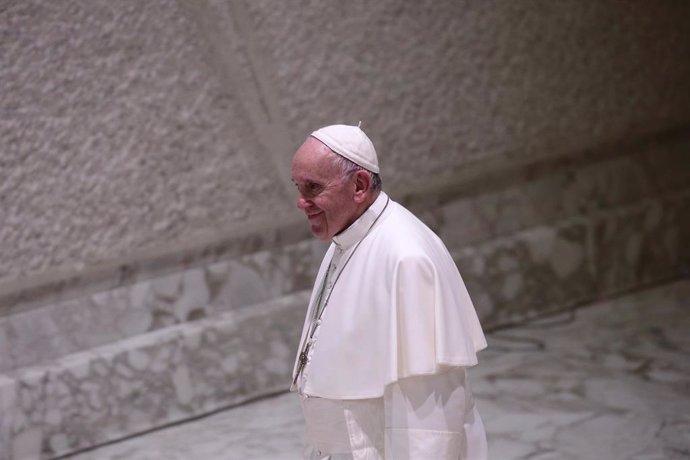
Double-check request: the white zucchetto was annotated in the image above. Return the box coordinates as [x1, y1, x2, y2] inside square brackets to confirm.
[311, 123, 380, 174]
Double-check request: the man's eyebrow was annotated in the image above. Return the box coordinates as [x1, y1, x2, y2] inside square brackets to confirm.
[293, 178, 321, 185]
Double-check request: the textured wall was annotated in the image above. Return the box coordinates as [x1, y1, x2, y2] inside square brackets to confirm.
[1, 0, 689, 287]
[245, 0, 690, 185]
[0, 0, 292, 282]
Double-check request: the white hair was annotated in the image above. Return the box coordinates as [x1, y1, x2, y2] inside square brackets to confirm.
[330, 153, 382, 191]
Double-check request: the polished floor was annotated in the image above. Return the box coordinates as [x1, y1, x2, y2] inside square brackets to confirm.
[65, 279, 690, 460]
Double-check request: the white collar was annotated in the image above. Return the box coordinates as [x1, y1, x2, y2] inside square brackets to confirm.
[332, 192, 388, 250]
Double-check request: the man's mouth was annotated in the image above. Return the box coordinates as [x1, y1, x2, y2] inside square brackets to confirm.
[307, 211, 323, 221]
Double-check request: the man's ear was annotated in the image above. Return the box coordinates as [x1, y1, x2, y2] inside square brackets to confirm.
[353, 170, 371, 203]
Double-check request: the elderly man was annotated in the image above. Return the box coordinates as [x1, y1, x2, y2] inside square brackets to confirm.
[290, 123, 488, 460]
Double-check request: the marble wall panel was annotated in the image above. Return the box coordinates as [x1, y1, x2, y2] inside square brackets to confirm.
[5, 368, 47, 460]
[3, 189, 687, 377]
[456, 221, 595, 326]
[204, 239, 326, 312]
[0, 292, 309, 460]
[2, 185, 687, 375]
[592, 192, 690, 295]
[0, 239, 325, 374]
[0, 376, 15, 460]
[0, 219, 311, 319]
[415, 136, 690, 249]
[453, 191, 689, 327]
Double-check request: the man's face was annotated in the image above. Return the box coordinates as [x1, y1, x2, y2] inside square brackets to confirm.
[291, 138, 358, 241]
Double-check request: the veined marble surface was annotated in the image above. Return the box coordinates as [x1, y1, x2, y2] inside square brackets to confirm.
[3, 292, 308, 460]
[64, 279, 690, 460]
[2, 189, 686, 376]
[0, 240, 324, 374]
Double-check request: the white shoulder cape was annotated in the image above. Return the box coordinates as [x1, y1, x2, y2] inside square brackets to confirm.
[293, 200, 487, 400]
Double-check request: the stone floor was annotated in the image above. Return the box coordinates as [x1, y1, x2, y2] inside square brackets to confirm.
[64, 279, 690, 460]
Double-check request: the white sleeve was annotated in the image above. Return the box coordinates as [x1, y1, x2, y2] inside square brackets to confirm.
[383, 367, 487, 460]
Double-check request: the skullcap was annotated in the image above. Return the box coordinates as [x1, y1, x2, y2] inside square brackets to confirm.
[310, 122, 380, 174]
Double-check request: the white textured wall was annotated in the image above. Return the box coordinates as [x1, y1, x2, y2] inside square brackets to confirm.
[0, 0, 292, 281]
[1, 0, 689, 284]
[245, 0, 690, 182]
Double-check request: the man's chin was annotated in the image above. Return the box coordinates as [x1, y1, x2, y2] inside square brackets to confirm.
[310, 225, 330, 242]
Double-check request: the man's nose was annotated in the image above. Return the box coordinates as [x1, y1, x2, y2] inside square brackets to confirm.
[297, 194, 310, 210]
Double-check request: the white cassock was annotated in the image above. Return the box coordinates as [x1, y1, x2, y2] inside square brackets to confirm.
[291, 192, 488, 460]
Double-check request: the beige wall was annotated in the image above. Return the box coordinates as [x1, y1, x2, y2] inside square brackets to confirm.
[1, 0, 689, 285]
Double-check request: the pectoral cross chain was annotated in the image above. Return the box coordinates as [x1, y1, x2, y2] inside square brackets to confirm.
[292, 346, 310, 386]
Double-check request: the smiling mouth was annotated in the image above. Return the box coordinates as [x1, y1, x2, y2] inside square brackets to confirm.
[307, 212, 323, 220]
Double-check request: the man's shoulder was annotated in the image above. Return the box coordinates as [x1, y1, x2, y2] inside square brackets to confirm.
[371, 201, 442, 259]
[379, 199, 424, 226]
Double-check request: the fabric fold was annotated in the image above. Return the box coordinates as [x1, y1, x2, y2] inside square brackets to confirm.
[295, 199, 487, 400]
